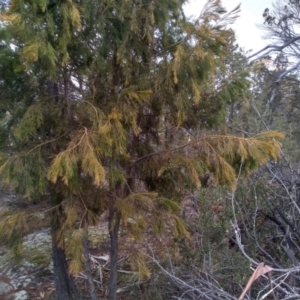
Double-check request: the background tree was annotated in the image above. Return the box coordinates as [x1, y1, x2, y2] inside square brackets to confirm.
[250, 0, 300, 102]
[221, 6, 300, 295]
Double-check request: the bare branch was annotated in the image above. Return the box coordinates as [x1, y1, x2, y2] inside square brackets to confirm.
[249, 36, 300, 61]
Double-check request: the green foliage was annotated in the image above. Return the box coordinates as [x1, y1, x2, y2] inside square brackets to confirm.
[0, 207, 50, 263]
[0, 151, 48, 199]
[14, 103, 44, 142]
[2, 0, 82, 77]
[0, 210, 27, 245]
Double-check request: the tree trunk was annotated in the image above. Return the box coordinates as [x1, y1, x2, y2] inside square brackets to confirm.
[83, 235, 99, 300]
[52, 235, 80, 300]
[50, 188, 80, 300]
[108, 208, 121, 300]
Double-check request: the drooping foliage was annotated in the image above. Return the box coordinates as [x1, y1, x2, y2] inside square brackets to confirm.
[0, 0, 284, 299]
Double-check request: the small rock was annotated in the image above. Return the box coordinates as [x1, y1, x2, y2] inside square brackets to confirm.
[11, 276, 32, 289]
[13, 290, 29, 300]
[0, 281, 13, 296]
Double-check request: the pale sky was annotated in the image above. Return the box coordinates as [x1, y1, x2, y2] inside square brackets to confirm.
[184, 0, 274, 53]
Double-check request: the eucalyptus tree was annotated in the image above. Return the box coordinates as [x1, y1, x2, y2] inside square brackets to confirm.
[0, 1, 284, 299]
[249, 0, 300, 105]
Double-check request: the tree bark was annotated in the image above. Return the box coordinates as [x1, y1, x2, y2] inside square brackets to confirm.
[108, 208, 121, 300]
[50, 188, 80, 300]
[52, 234, 80, 300]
